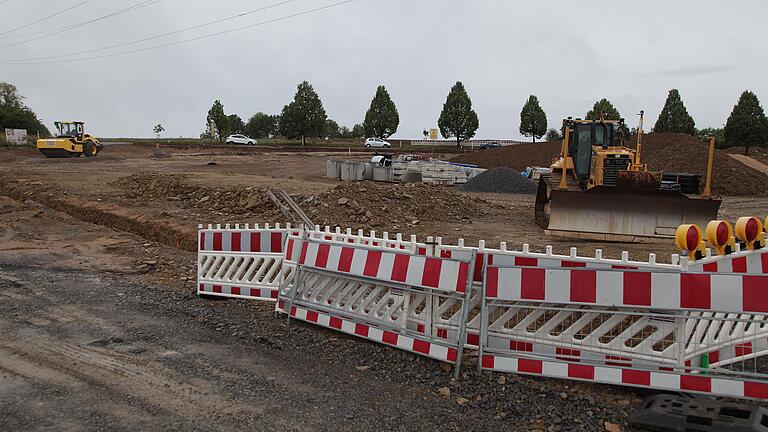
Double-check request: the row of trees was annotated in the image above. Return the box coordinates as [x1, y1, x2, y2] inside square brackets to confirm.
[0, 81, 50, 138]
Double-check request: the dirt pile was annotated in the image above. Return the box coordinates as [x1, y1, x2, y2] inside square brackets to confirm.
[451, 133, 768, 196]
[460, 167, 537, 194]
[305, 181, 505, 232]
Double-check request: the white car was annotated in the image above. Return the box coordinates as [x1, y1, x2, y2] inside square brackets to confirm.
[364, 137, 391, 148]
[225, 134, 257, 145]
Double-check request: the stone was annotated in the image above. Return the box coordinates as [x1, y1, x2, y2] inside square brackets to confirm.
[199, 196, 210, 203]
[497, 375, 506, 385]
[438, 387, 451, 397]
[355, 365, 370, 371]
[456, 397, 469, 406]
[604, 422, 621, 432]
[338, 198, 349, 205]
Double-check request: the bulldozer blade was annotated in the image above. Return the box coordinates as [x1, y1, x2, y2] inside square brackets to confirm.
[544, 186, 722, 243]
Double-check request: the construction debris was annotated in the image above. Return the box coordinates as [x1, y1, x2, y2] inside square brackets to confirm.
[460, 167, 537, 194]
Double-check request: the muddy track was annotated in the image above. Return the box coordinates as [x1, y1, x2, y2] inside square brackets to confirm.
[1, 181, 196, 252]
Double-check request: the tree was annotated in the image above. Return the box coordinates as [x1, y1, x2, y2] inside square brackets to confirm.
[438, 81, 479, 147]
[654, 89, 696, 134]
[227, 114, 244, 135]
[324, 119, 341, 138]
[519, 95, 548, 143]
[153, 124, 165, 139]
[545, 128, 562, 142]
[206, 100, 227, 143]
[585, 98, 621, 121]
[364, 85, 399, 138]
[0, 81, 50, 137]
[724, 90, 768, 155]
[279, 81, 327, 145]
[245, 113, 278, 139]
[338, 126, 351, 138]
[350, 123, 365, 138]
[697, 127, 725, 148]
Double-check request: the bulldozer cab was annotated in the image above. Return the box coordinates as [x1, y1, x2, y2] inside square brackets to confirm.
[54, 121, 85, 142]
[567, 119, 624, 181]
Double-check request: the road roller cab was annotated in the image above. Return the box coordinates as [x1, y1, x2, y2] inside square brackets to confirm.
[37, 121, 102, 158]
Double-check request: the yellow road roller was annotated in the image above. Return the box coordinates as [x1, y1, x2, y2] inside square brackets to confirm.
[37, 121, 102, 158]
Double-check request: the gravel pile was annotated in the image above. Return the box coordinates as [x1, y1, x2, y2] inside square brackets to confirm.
[460, 167, 538, 194]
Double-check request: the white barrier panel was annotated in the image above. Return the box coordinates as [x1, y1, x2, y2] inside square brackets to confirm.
[197, 224, 298, 301]
[277, 234, 476, 377]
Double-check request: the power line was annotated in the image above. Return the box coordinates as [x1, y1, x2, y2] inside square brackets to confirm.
[0, 0, 356, 65]
[0, 0, 94, 37]
[3, 0, 300, 62]
[0, 0, 164, 49]
[0, 0, 12, 6]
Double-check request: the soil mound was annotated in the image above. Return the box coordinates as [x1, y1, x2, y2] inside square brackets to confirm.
[451, 133, 768, 196]
[460, 167, 537, 194]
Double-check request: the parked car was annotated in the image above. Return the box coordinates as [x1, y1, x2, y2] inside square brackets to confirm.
[364, 137, 391, 148]
[225, 134, 257, 145]
[479, 141, 501, 150]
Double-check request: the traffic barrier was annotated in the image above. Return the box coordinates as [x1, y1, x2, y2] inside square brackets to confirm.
[197, 223, 298, 301]
[276, 233, 476, 377]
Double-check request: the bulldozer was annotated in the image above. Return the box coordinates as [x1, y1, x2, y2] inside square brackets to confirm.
[36, 121, 102, 158]
[534, 113, 721, 242]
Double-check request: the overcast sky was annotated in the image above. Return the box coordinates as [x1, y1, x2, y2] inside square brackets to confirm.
[1, 0, 766, 139]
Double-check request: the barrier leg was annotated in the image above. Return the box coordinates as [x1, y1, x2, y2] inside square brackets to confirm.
[453, 251, 477, 380]
[477, 253, 489, 372]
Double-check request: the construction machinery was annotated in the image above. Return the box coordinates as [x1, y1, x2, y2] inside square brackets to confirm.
[534, 113, 721, 242]
[36, 121, 102, 158]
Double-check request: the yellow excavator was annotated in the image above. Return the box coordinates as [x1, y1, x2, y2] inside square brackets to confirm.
[534, 113, 721, 242]
[37, 121, 102, 158]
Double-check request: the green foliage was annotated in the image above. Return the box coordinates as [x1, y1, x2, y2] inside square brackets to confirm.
[206, 100, 227, 143]
[153, 124, 164, 138]
[724, 90, 768, 155]
[585, 98, 621, 121]
[519, 95, 548, 142]
[697, 127, 725, 148]
[0, 81, 50, 137]
[325, 119, 341, 138]
[350, 123, 365, 138]
[279, 81, 327, 145]
[364, 85, 399, 138]
[654, 89, 696, 134]
[438, 81, 479, 147]
[545, 128, 562, 142]
[245, 112, 278, 139]
[227, 114, 244, 135]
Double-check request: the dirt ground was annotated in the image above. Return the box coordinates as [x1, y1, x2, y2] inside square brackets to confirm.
[3, 143, 768, 431]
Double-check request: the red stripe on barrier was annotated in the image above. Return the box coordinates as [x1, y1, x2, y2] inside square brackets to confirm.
[736, 342, 753, 357]
[290, 306, 297, 316]
[417, 247, 427, 256]
[708, 351, 720, 364]
[515, 257, 538, 267]
[250, 232, 262, 252]
[482, 355, 495, 369]
[306, 310, 319, 323]
[363, 250, 383, 277]
[271, 232, 283, 252]
[338, 247, 354, 272]
[510, 340, 533, 352]
[562, 261, 586, 268]
[315, 244, 330, 268]
[391, 254, 410, 282]
[200, 232, 206, 250]
[762, 253, 768, 273]
[299, 242, 309, 265]
[568, 364, 594, 380]
[422, 258, 442, 288]
[467, 333, 479, 346]
[680, 274, 711, 309]
[412, 339, 431, 355]
[437, 328, 448, 339]
[447, 348, 458, 363]
[612, 265, 639, 270]
[621, 369, 650, 386]
[382, 331, 399, 346]
[329, 317, 343, 329]
[745, 381, 768, 399]
[456, 262, 469, 292]
[354, 324, 369, 337]
[570, 270, 596, 303]
[231, 286, 241, 296]
[521, 268, 546, 300]
[703, 262, 718, 272]
[285, 238, 293, 260]
[440, 250, 452, 258]
[624, 272, 652, 306]
[733, 256, 747, 273]
[213, 285, 222, 293]
[486, 267, 499, 298]
[518, 359, 543, 374]
[743, 276, 768, 313]
[198, 283, 204, 292]
[230, 232, 241, 252]
[213, 232, 222, 251]
[680, 375, 711, 393]
[270, 290, 278, 299]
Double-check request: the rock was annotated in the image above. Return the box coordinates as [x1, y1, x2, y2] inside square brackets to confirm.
[438, 387, 451, 397]
[559, 392, 567, 400]
[604, 422, 621, 432]
[355, 365, 370, 371]
[497, 375, 506, 385]
[338, 198, 349, 205]
[456, 397, 469, 406]
[245, 196, 262, 209]
[199, 196, 210, 203]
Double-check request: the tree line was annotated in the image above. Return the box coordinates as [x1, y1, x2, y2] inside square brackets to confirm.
[0, 81, 50, 138]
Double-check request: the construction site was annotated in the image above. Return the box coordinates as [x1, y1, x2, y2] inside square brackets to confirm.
[2, 125, 768, 431]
